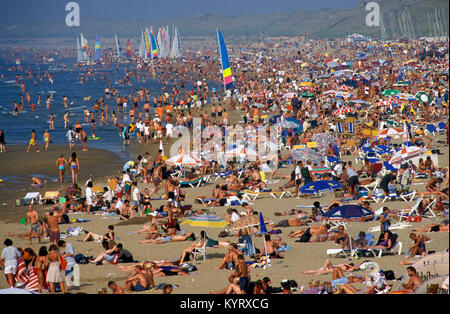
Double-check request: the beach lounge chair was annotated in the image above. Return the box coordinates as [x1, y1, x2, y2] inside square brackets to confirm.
[196, 198, 216, 205]
[19, 192, 41, 206]
[241, 189, 289, 202]
[192, 241, 207, 261]
[360, 178, 381, 193]
[398, 197, 437, 222]
[371, 188, 416, 203]
[179, 177, 205, 188]
[367, 233, 402, 258]
[437, 122, 446, 133]
[39, 191, 60, 204]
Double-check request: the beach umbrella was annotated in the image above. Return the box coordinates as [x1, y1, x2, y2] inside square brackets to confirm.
[283, 92, 297, 99]
[389, 146, 426, 165]
[300, 93, 316, 99]
[376, 128, 404, 139]
[311, 133, 339, 155]
[415, 92, 430, 103]
[290, 148, 325, 164]
[381, 89, 400, 96]
[181, 215, 229, 228]
[324, 90, 338, 95]
[395, 93, 416, 101]
[251, 102, 265, 108]
[340, 80, 358, 88]
[299, 180, 343, 195]
[393, 81, 410, 86]
[335, 91, 352, 99]
[339, 85, 353, 92]
[298, 81, 313, 87]
[225, 146, 258, 160]
[165, 154, 202, 167]
[333, 106, 355, 115]
[322, 205, 374, 221]
[326, 61, 339, 68]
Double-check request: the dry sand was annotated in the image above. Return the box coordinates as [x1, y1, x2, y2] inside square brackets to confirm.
[0, 136, 448, 294]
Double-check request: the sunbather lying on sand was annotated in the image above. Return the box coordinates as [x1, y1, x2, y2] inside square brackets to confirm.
[288, 224, 331, 242]
[139, 232, 195, 244]
[412, 220, 449, 233]
[299, 258, 360, 276]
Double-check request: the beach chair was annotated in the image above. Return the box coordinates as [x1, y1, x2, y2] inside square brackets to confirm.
[179, 177, 204, 188]
[19, 192, 41, 206]
[326, 248, 355, 259]
[398, 197, 436, 222]
[39, 191, 60, 204]
[437, 122, 446, 133]
[192, 241, 207, 261]
[425, 124, 437, 135]
[241, 189, 285, 202]
[367, 233, 403, 258]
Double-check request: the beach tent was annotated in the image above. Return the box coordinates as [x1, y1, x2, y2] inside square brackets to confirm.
[299, 180, 343, 195]
[165, 154, 201, 167]
[322, 205, 374, 222]
[414, 275, 449, 294]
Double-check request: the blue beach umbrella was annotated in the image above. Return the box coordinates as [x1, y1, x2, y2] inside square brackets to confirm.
[299, 180, 343, 194]
[322, 205, 374, 222]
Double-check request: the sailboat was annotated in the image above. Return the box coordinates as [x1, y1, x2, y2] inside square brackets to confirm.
[94, 34, 101, 62]
[80, 33, 90, 63]
[170, 27, 182, 58]
[115, 34, 123, 58]
[150, 29, 159, 60]
[126, 39, 132, 58]
[217, 29, 233, 91]
[76, 36, 85, 63]
[138, 30, 146, 59]
[144, 29, 151, 60]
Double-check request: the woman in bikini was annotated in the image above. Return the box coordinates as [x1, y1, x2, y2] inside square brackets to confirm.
[141, 188, 153, 215]
[299, 258, 360, 276]
[69, 152, 80, 184]
[35, 246, 48, 293]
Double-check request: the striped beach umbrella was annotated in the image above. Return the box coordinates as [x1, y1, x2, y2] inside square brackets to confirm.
[165, 154, 202, 167]
[377, 128, 404, 139]
[389, 146, 426, 165]
[333, 106, 355, 115]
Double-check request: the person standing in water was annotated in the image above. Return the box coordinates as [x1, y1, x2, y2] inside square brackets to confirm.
[49, 114, 55, 130]
[43, 129, 51, 151]
[0, 130, 5, 153]
[56, 155, 68, 183]
[69, 152, 80, 184]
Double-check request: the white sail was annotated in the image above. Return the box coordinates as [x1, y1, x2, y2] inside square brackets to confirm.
[138, 30, 146, 59]
[170, 27, 182, 58]
[77, 36, 84, 63]
[115, 34, 123, 58]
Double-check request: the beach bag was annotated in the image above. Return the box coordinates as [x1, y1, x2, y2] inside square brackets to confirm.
[384, 270, 395, 280]
[110, 253, 120, 265]
[60, 257, 67, 271]
[301, 167, 311, 179]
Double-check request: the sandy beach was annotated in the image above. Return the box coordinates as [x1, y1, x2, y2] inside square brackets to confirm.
[0, 136, 448, 294]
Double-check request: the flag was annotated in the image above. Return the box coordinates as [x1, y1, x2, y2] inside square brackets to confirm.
[259, 212, 267, 234]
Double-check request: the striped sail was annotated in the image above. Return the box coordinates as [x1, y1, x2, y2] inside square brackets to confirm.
[217, 29, 233, 90]
[150, 30, 158, 59]
[94, 34, 100, 61]
[126, 39, 132, 58]
[144, 30, 151, 59]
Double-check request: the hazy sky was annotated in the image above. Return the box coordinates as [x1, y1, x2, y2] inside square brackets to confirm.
[0, 0, 359, 23]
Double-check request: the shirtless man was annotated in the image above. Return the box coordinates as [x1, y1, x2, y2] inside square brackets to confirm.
[229, 254, 250, 294]
[123, 265, 149, 292]
[46, 210, 61, 244]
[258, 234, 282, 259]
[26, 205, 41, 244]
[56, 155, 68, 183]
[215, 243, 242, 269]
[401, 266, 423, 293]
[108, 281, 124, 294]
[27, 129, 40, 153]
